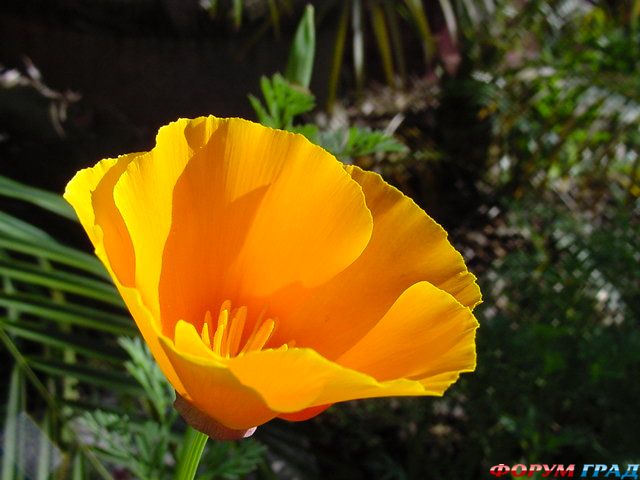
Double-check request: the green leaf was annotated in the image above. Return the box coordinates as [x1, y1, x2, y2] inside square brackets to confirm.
[0, 236, 108, 279]
[0, 258, 122, 306]
[231, 0, 242, 29]
[0, 175, 75, 221]
[248, 94, 273, 127]
[285, 4, 316, 89]
[1, 366, 24, 480]
[266, 0, 281, 36]
[71, 454, 84, 480]
[290, 123, 320, 143]
[0, 292, 134, 336]
[345, 126, 407, 158]
[370, 2, 395, 86]
[326, 1, 350, 111]
[316, 126, 407, 161]
[76, 410, 171, 478]
[250, 74, 315, 130]
[0, 318, 126, 363]
[0, 211, 52, 242]
[383, 3, 406, 83]
[27, 357, 143, 396]
[404, 0, 436, 63]
[199, 440, 267, 480]
[175, 427, 208, 480]
[118, 337, 173, 421]
[438, 0, 458, 41]
[351, 0, 365, 97]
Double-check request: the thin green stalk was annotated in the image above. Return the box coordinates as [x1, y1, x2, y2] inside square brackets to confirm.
[0, 330, 112, 480]
[175, 427, 208, 480]
[326, 1, 350, 112]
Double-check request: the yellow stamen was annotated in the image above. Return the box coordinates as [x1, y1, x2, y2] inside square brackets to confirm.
[241, 318, 275, 354]
[226, 306, 247, 357]
[213, 308, 228, 355]
[205, 301, 278, 357]
[200, 312, 212, 348]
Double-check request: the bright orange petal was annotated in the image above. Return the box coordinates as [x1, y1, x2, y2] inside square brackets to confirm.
[116, 284, 186, 393]
[64, 155, 185, 392]
[64, 154, 137, 284]
[270, 166, 481, 359]
[347, 167, 481, 309]
[160, 321, 276, 430]
[337, 281, 478, 392]
[113, 118, 219, 319]
[226, 348, 432, 413]
[162, 321, 436, 428]
[157, 118, 373, 335]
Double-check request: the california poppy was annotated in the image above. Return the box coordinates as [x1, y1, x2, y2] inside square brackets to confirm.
[65, 116, 481, 439]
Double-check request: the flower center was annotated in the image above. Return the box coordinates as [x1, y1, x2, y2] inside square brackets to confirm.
[199, 300, 277, 357]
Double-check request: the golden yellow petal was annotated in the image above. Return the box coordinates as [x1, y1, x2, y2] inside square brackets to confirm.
[64, 157, 116, 246]
[64, 154, 138, 285]
[113, 118, 219, 320]
[269, 166, 481, 359]
[156, 118, 373, 334]
[337, 281, 478, 391]
[348, 166, 481, 308]
[64, 155, 185, 392]
[115, 282, 186, 394]
[226, 348, 432, 412]
[162, 320, 439, 427]
[159, 323, 277, 430]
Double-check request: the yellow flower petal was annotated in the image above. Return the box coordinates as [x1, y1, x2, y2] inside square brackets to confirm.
[337, 281, 478, 392]
[227, 348, 433, 411]
[163, 326, 430, 422]
[113, 118, 215, 319]
[160, 321, 277, 430]
[64, 154, 185, 392]
[64, 154, 138, 285]
[347, 166, 481, 309]
[156, 118, 373, 334]
[65, 116, 482, 433]
[269, 166, 481, 359]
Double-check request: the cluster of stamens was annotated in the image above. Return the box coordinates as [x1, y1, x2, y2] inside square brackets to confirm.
[199, 301, 277, 357]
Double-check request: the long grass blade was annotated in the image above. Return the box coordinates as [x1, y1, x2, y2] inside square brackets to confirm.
[1, 367, 23, 480]
[461, 0, 481, 26]
[0, 258, 122, 306]
[285, 4, 316, 89]
[232, 0, 242, 30]
[0, 212, 52, 242]
[0, 175, 75, 221]
[35, 412, 52, 480]
[266, 0, 281, 37]
[27, 357, 143, 396]
[71, 454, 84, 480]
[0, 318, 126, 363]
[370, 2, 395, 86]
[438, 0, 458, 41]
[383, 3, 406, 84]
[0, 331, 113, 479]
[0, 292, 133, 335]
[0, 236, 108, 279]
[404, 0, 437, 64]
[351, 0, 365, 99]
[326, 1, 350, 111]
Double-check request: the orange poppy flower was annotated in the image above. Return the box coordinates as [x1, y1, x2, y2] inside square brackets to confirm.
[65, 116, 481, 439]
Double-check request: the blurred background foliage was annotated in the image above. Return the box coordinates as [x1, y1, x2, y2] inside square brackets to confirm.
[1, 0, 639, 478]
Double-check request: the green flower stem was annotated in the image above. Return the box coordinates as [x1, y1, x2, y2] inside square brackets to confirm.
[175, 426, 208, 480]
